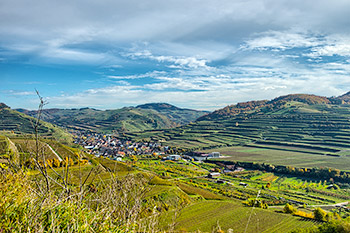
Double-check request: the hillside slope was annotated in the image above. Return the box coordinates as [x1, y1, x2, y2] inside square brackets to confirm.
[0, 104, 72, 142]
[136, 103, 209, 125]
[123, 93, 350, 156]
[18, 107, 177, 133]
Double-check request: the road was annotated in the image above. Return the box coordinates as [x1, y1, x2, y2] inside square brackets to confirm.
[269, 201, 349, 209]
[308, 201, 349, 208]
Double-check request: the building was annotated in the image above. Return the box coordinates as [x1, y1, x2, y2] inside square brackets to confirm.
[208, 152, 220, 158]
[208, 172, 221, 178]
[165, 154, 181, 161]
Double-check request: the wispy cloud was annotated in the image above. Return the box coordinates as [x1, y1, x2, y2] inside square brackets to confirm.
[125, 50, 210, 69]
[108, 71, 167, 80]
[3, 90, 36, 96]
[243, 30, 323, 51]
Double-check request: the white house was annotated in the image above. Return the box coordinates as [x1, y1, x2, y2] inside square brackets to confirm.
[166, 154, 181, 161]
[208, 152, 221, 158]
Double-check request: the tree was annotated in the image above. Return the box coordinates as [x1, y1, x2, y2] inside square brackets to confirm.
[314, 208, 327, 222]
[283, 203, 296, 214]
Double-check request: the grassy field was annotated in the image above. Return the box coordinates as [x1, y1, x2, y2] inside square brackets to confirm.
[12, 138, 59, 160]
[176, 182, 224, 200]
[206, 146, 350, 170]
[161, 200, 318, 232]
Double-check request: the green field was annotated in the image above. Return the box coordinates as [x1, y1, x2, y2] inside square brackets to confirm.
[161, 200, 318, 232]
[209, 146, 350, 170]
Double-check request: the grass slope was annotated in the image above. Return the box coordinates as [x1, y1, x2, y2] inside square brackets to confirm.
[161, 200, 318, 232]
[0, 106, 72, 142]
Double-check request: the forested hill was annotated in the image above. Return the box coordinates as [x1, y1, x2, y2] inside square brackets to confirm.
[136, 103, 209, 125]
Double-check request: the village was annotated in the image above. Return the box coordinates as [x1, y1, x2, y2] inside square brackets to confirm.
[73, 131, 166, 161]
[73, 131, 246, 175]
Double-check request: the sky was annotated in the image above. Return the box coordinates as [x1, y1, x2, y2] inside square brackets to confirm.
[1, 0, 350, 110]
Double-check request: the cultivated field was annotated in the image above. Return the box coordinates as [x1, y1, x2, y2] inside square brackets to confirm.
[208, 146, 350, 170]
[161, 200, 318, 232]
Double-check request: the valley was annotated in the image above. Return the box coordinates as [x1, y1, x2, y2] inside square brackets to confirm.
[2, 93, 350, 232]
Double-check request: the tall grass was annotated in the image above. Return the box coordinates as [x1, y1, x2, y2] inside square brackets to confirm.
[0, 167, 160, 232]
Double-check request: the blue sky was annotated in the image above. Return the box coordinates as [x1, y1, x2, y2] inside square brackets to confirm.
[1, 0, 350, 110]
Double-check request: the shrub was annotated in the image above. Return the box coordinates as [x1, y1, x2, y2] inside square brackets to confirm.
[314, 208, 327, 222]
[283, 203, 296, 214]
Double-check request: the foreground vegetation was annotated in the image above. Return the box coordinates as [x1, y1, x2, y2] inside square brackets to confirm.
[3, 133, 350, 232]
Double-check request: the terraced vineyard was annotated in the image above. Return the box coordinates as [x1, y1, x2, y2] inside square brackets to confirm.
[124, 99, 350, 169]
[0, 106, 72, 143]
[161, 200, 319, 232]
[9, 138, 84, 164]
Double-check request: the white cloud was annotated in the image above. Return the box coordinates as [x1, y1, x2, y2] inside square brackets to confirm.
[309, 44, 350, 57]
[108, 71, 167, 80]
[243, 30, 323, 51]
[126, 50, 210, 69]
[2, 0, 350, 110]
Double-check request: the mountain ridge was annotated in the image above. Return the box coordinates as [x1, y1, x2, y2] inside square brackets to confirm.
[16, 103, 208, 133]
[136, 103, 209, 125]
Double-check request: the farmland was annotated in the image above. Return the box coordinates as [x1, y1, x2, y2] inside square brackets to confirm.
[2, 132, 350, 232]
[125, 156, 350, 231]
[123, 100, 350, 173]
[207, 146, 350, 171]
[161, 200, 318, 232]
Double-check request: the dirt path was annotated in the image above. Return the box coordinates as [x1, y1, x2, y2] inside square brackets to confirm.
[269, 201, 349, 209]
[308, 201, 349, 208]
[45, 143, 63, 162]
[6, 138, 20, 164]
[7, 138, 19, 156]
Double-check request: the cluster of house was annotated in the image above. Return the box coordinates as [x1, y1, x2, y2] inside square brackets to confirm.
[208, 164, 245, 180]
[73, 132, 168, 161]
[73, 131, 227, 164]
[162, 152, 222, 162]
[183, 151, 221, 161]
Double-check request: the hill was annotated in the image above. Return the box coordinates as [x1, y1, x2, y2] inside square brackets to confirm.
[18, 107, 177, 133]
[198, 94, 334, 121]
[18, 103, 208, 133]
[136, 103, 209, 125]
[123, 93, 350, 169]
[0, 104, 72, 142]
[336, 91, 350, 103]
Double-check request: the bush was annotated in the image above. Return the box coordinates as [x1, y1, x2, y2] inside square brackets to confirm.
[314, 208, 327, 222]
[283, 203, 296, 214]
